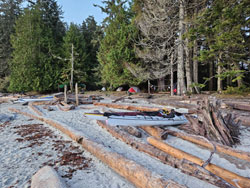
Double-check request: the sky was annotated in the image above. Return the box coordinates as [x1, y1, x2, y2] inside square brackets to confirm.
[57, 0, 106, 25]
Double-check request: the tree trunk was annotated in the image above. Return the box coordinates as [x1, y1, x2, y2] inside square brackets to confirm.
[70, 43, 74, 93]
[177, 1, 186, 96]
[234, 62, 243, 87]
[217, 53, 223, 92]
[209, 62, 214, 91]
[193, 40, 199, 93]
[170, 53, 174, 96]
[185, 37, 192, 93]
[157, 77, 165, 92]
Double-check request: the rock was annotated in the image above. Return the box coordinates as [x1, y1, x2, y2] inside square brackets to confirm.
[31, 166, 68, 188]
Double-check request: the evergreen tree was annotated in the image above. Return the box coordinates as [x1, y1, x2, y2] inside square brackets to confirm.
[81, 16, 103, 89]
[0, 0, 23, 78]
[62, 23, 87, 88]
[9, 3, 62, 92]
[190, 0, 250, 90]
[96, 0, 140, 90]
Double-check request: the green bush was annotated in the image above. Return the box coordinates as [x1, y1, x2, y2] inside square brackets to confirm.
[223, 85, 250, 95]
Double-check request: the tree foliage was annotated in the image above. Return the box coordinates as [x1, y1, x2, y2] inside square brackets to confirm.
[9, 1, 64, 92]
[96, 0, 141, 90]
[0, 0, 23, 78]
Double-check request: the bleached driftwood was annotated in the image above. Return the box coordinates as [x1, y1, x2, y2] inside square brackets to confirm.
[140, 126, 168, 140]
[9, 108, 184, 188]
[165, 129, 250, 162]
[148, 137, 250, 188]
[97, 121, 234, 188]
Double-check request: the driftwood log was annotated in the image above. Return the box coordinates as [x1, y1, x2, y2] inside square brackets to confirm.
[185, 97, 240, 147]
[97, 121, 234, 187]
[165, 129, 250, 162]
[9, 108, 185, 188]
[223, 101, 250, 112]
[119, 126, 142, 138]
[148, 137, 250, 188]
[140, 126, 168, 140]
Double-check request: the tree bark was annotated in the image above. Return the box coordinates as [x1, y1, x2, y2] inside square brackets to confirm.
[177, 1, 186, 96]
[170, 53, 174, 96]
[157, 77, 165, 92]
[217, 53, 223, 92]
[209, 62, 213, 91]
[70, 44, 74, 93]
[193, 40, 199, 93]
[185, 37, 192, 93]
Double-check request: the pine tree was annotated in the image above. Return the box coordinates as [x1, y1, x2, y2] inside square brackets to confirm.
[191, 0, 250, 91]
[96, 0, 140, 90]
[0, 0, 23, 78]
[81, 16, 103, 90]
[9, 3, 61, 92]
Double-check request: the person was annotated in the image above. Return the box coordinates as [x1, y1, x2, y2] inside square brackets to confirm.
[173, 83, 177, 95]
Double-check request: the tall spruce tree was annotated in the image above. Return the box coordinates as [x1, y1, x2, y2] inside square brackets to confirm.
[0, 0, 22, 79]
[96, 0, 140, 90]
[191, 0, 250, 91]
[81, 16, 103, 89]
[9, 1, 63, 92]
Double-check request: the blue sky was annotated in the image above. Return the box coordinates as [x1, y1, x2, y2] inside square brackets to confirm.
[57, 0, 106, 25]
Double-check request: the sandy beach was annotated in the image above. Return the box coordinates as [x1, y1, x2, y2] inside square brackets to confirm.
[1, 95, 250, 188]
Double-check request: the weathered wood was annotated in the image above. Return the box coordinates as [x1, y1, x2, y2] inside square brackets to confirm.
[94, 102, 161, 112]
[28, 103, 43, 116]
[8, 108, 81, 142]
[166, 129, 250, 162]
[9, 108, 184, 188]
[153, 99, 198, 113]
[97, 121, 234, 187]
[148, 137, 250, 188]
[140, 126, 168, 140]
[64, 85, 67, 103]
[80, 137, 185, 188]
[119, 126, 142, 138]
[112, 95, 127, 103]
[75, 83, 79, 106]
[58, 101, 75, 111]
[224, 102, 250, 112]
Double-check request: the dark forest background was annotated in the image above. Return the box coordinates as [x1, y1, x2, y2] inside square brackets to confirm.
[0, 0, 249, 95]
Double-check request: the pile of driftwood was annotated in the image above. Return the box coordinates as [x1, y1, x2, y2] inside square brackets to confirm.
[9, 94, 250, 188]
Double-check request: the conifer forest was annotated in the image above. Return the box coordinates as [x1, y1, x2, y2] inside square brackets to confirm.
[0, 0, 250, 95]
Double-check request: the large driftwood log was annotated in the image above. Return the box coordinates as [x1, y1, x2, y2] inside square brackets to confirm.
[140, 126, 168, 140]
[119, 126, 142, 138]
[165, 129, 250, 162]
[9, 108, 184, 188]
[97, 121, 234, 187]
[153, 99, 198, 113]
[224, 101, 250, 112]
[148, 137, 250, 188]
[94, 102, 161, 112]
